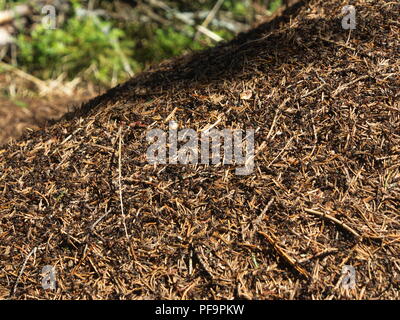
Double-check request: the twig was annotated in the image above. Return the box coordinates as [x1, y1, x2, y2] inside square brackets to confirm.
[196, 25, 223, 42]
[140, 3, 170, 25]
[254, 197, 275, 225]
[258, 231, 310, 279]
[113, 39, 134, 77]
[193, 245, 215, 279]
[118, 126, 129, 240]
[195, 0, 224, 39]
[301, 83, 326, 98]
[319, 37, 356, 51]
[267, 136, 294, 167]
[298, 248, 339, 264]
[12, 247, 37, 297]
[332, 75, 369, 97]
[0, 61, 49, 94]
[60, 128, 82, 145]
[304, 208, 361, 239]
[266, 98, 289, 140]
[91, 204, 112, 230]
[147, 0, 194, 25]
[164, 107, 178, 123]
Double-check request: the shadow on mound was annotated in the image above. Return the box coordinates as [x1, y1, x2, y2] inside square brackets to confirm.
[61, 0, 311, 120]
[58, 0, 392, 123]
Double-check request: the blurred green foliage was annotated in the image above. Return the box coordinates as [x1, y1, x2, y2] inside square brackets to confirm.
[4, 0, 283, 88]
[136, 26, 205, 64]
[17, 14, 138, 85]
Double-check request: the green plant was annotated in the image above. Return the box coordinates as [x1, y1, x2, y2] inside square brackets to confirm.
[141, 26, 204, 63]
[16, 10, 138, 86]
[9, 0, 285, 89]
[222, 0, 249, 18]
[269, 0, 283, 12]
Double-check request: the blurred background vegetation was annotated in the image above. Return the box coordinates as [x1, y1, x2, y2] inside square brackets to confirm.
[0, 0, 284, 95]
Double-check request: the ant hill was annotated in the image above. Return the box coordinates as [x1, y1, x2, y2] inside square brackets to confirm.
[0, 0, 399, 299]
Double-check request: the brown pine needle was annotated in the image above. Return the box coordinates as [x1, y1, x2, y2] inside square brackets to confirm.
[304, 208, 361, 239]
[258, 231, 310, 279]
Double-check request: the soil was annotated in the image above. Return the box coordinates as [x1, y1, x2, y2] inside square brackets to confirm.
[0, 95, 91, 146]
